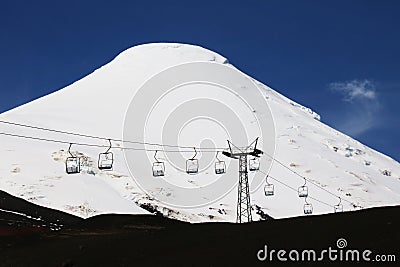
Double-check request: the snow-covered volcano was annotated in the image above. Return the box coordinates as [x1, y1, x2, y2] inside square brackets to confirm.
[0, 43, 399, 222]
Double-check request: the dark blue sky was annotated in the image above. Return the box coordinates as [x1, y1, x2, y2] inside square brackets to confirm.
[0, 0, 399, 161]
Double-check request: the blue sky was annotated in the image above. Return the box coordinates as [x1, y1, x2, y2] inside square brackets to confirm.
[0, 0, 399, 161]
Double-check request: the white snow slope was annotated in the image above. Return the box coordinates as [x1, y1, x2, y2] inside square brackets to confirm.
[0, 43, 399, 222]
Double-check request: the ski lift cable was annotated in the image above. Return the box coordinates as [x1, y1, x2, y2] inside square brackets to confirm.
[0, 132, 107, 148]
[0, 132, 224, 153]
[154, 150, 161, 163]
[67, 143, 73, 157]
[0, 120, 226, 150]
[0, 120, 364, 208]
[262, 152, 356, 206]
[191, 147, 197, 160]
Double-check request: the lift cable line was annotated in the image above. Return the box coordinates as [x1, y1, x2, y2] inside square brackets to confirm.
[0, 132, 224, 153]
[0, 120, 226, 150]
[0, 119, 363, 208]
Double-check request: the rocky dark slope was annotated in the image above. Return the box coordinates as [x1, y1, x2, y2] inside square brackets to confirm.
[1, 190, 399, 266]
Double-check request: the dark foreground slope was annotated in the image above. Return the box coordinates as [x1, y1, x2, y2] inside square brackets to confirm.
[0, 190, 399, 267]
[0, 190, 83, 235]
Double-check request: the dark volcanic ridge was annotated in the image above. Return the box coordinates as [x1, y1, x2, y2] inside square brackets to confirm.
[1, 190, 399, 266]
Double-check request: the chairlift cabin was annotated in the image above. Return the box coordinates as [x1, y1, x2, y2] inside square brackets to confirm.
[214, 152, 226, 174]
[66, 144, 81, 174]
[304, 203, 313, 214]
[186, 159, 199, 174]
[264, 175, 274, 196]
[249, 157, 260, 171]
[264, 184, 274, 196]
[66, 157, 80, 174]
[98, 139, 113, 170]
[298, 185, 308, 197]
[152, 150, 165, 177]
[186, 148, 199, 174]
[98, 153, 113, 170]
[298, 178, 308, 197]
[215, 161, 226, 174]
[153, 162, 165, 177]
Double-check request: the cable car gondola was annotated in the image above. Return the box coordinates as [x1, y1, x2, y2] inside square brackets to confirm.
[152, 150, 165, 177]
[98, 139, 113, 170]
[66, 143, 81, 174]
[249, 157, 260, 172]
[298, 178, 308, 198]
[186, 147, 199, 174]
[264, 175, 274, 196]
[303, 197, 313, 215]
[214, 151, 226, 174]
